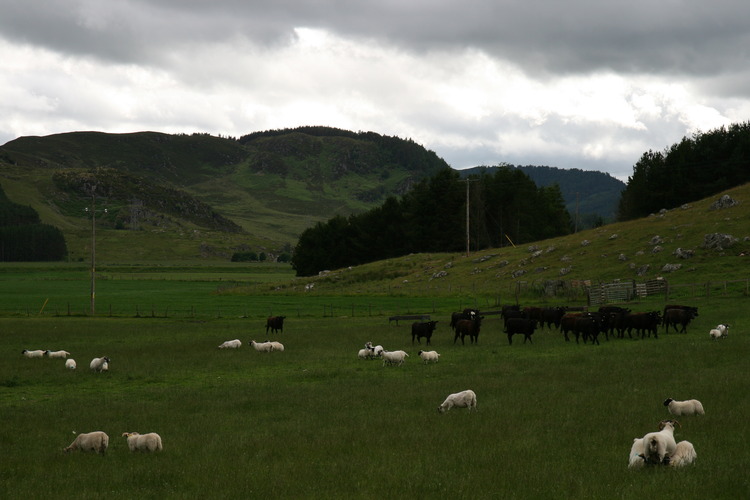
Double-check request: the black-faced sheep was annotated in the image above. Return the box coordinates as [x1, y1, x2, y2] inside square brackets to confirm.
[641, 420, 678, 465]
[663, 398, 704, 416]
[90, 356, 110, 372]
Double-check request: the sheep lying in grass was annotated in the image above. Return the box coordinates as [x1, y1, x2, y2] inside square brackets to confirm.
[438, 390, 477, 413]
[218, 339, 242, 349]
[382, 350, 409, 366]
[268, 341, 284, 352]
[65, 359, 77, 370]
[90, 356, 110, 373]
[417, 350, 440, 364]
[628, 438, 646, 469]
[45, 350, 71, 359]
[668, 440, 697, 467]
[250, 340, 274, 352]
[22, 349, 45, 358]
[641, 420, 678, 465]
[709, 324, 729, 340]
[663, 398, 705, 416]
[122, 432, 163, 452]
[64, 431, 109, 454]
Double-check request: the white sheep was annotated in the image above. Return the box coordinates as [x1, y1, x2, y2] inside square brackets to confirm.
[90, 356, 110, 373]
[122, 432, 163, 452]
[250, 340, 274, 352]
[269, 341, 284, 352]
[45, 350, 71, 359]
[709, 324, 729, 340]
[65, 359, 77, 370]
[22, 349, 45, 358]
[382, 350, 409, 366]
[628, 438, 646, 469]
[669, 440, 697, 468]
[641, 420, 678, 465]
[357, 348, 372, 359]
[438, 389, 477, 413]
[64, 431, 109, 454]
[417, 350, 440, 364]
[218, 339, 242, 349]
[663, 398, 704, 416]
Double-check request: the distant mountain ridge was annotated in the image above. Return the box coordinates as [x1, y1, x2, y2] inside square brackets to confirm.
[0, 128, 623, 261]
[460, 165, 626, 227]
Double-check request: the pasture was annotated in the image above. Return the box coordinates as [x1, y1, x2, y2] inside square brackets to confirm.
[1, 294, 749, 499]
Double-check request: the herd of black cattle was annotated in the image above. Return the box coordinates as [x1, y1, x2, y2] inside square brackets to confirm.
[409, 304, 700, 346]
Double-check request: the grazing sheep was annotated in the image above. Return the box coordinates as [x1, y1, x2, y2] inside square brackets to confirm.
[45, 350, 71, 359]
[65, 359, 77, 370]
[90, 356, 110, 373]
[417, 350, 440, 364]
[628, 438, 646, 469]
[709, 324, 729, 340]
[669, 440, 697, 468]
[382, 350, 409, 366]
[641, 420, 678, 465]
[22, 349, 45, 358]
[358, 348, 375, 360]
[438, 389, 477, 413]
[218, 339, 242, 349]
[250, 340, 274, 352]
[122, 432, 163, 452]
[268, 341, 284, 352]
[663, 398, 705, 416]
[64, 431, 109, 454]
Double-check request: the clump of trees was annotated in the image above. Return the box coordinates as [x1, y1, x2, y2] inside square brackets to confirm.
[618, 122, 750, 220]
[0, 185, 67, 261]
[292, 167, 572, 276]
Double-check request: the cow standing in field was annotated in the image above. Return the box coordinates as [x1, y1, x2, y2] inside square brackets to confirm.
[265, 316, 286, 334]
[454, 316, 483, 345]
[505, 318, 537, 345]
[412, 321, 439, 345]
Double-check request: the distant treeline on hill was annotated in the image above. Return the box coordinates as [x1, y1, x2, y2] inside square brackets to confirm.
[617, 121, 750, 220]
[291, 167, 572, 276]
[0, 185, 67, 261]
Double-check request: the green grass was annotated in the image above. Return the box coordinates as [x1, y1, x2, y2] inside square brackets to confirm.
[1, 295, 749, 499]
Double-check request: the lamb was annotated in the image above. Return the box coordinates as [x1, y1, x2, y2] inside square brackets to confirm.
[358, 348, 374, 359]
[218, 339, 242, 349]
[268, 341, 284, 352]
[628, 438, 646, 469]
[438, 389, 477, 413]
[65, 359, 77, 370]
[417, 350, 440, 364]
[641, 420, 678, 465]
[122, 432, 163, 452]
[90, 356, 110, 373]
[250, 340, 274, 352]
[64, 431, 109, 454]
[663, 398, 705, 416]
[668, 440, 697, 468]
[382, 350, 409, 366]
[22, 349, 45, 358]
[45, 350, 71, 359]
[709, 324, 729, 340]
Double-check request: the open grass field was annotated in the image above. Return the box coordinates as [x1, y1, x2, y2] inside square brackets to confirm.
[1, 289, 748, 499]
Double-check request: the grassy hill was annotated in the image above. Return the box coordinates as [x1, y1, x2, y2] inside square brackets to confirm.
[0, 129, 449, 261]
[262, 182, 750, 297]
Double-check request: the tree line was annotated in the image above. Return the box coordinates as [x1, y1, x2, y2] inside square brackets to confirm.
[0, 185, 67, 261]
[617, 122, 750, 220]
[291, 167, 572, 276]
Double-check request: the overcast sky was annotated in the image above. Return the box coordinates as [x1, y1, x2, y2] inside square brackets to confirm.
[2, 1, 749, 181]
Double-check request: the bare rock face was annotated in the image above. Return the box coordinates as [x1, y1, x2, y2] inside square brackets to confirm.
[703, 233, 738, 251]
[710, 195, 738, 210]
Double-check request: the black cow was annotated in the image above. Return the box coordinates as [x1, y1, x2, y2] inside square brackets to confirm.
[664, 308, 697, 334]
[574, 313, 606, 345]
[560, 312, 585, 342]
[412, 321, 439, 345]
[540, 306, 567, 330]
[454, 316, 483, 345]
[450, 308, 478, 331]
[265, 316, 286, 334]
[662, 304, 698, 325]
[504, 318, 537, 345]
[624, 311, 661, 338]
